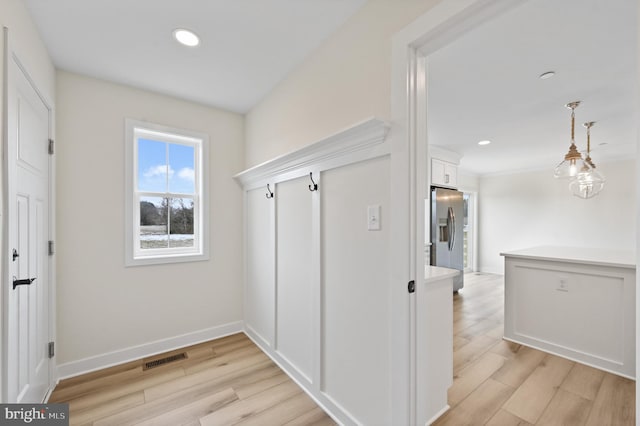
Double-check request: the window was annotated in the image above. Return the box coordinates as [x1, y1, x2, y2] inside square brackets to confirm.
[125, 119, 209, 266]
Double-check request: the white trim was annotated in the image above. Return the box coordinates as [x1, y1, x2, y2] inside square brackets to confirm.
[457, 190, 478, 273]
[471, 192, 479, 272]
[1, 25, 9, 406]
[234, 117, 389, 190]
[56, 321, 243, 380]
[47, 76, 58, 404]
[310, 171, 322, 392]
[390, 17, 421, 426]
[391, 0, 523, 423]
[426, 405, 451, 426]
[636, 2, 640, 412]
[124, 118, 210, 267]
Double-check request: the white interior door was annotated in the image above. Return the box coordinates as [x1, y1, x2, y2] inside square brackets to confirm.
[4, 51, 52, 403]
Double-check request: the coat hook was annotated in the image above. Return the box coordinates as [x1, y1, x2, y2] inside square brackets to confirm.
[266, 184, 274, 199]
[308, 172, 318, 192]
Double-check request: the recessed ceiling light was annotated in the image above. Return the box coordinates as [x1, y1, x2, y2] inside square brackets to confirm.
[173, 29, 200, 47]
[539, 71, 555, 80]
[478, 140, 491, 146]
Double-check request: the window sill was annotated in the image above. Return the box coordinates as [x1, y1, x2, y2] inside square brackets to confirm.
[125, 251, 209, 267]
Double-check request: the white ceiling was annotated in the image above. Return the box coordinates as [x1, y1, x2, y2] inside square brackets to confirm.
[24, 0, 366, 113]
[427, 0, 637, 175]
[25, 0, 637, 176]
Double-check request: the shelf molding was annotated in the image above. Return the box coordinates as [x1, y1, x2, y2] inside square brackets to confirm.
[234, 117, 390, 190]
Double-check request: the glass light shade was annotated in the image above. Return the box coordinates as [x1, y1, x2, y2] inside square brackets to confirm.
[554, 156, 582, 179]
[569, 167, 605, 199]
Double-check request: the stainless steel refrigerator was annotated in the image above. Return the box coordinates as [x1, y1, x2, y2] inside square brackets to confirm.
[430, 187, 464, 292]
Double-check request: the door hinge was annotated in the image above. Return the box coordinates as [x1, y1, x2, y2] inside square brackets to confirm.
[408, 280, 415, 294]
[48, 138, 54, 155]
[48, 342, 55, 359]
[48, 240, 55, 256]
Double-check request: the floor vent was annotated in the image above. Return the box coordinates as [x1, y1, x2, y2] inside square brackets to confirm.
[143, 352, 187, 371]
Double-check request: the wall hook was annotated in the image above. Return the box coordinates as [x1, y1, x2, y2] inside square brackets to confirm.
[308, 172, 318, 192]
[266, 184, 274, 199]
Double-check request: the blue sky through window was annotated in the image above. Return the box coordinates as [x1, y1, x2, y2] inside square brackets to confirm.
[138, 138, 195, 194]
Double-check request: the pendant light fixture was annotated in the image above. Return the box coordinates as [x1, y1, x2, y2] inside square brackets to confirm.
[554, 101, 584, 179]
[569, 121, 605, 199]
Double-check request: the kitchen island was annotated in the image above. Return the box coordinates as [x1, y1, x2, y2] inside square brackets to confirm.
[501, 246, 636, 378]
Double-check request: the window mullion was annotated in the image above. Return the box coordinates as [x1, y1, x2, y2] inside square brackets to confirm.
[137, 192, 193, 198]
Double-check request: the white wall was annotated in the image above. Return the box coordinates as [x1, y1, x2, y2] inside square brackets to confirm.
[55, 71, 244, 370]
[478, 160, 636, 274]
[0, 0, 56, 402]
[322, 156, 391, 424]
[458, 169, 479, 193]
[245, 0, 439, 168]
[0, 1, 55, 104]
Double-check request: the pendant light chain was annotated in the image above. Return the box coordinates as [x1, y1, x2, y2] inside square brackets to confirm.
[570, 107, 575, 143]
[583, 121, 596, 169]
[586, 122, 590, 152]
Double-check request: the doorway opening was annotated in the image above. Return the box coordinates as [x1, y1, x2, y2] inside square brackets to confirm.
[395, 0, 638, 423]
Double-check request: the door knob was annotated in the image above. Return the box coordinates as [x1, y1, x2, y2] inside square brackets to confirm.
[13, 277, 36, 290]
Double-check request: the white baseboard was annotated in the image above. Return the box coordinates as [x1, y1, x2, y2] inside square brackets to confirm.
[426, 404, 450, 425]
[478, 266, 503, 275]
[56, 321, 243, 380]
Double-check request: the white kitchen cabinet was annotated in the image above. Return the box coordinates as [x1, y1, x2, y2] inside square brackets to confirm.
[431, 158, 457, 188]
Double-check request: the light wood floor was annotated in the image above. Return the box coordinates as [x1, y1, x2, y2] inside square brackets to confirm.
[51, 272, 635, 425]
[433, 272, 635, 426]
[49, 333, 336, 425]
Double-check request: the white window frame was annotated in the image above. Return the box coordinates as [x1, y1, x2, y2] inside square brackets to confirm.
[125, 118, 210, 266]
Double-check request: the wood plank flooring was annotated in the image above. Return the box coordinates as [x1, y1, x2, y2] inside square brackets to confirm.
[51, 272, 635, 425]
[433, 272, 636, 426]
[49, 334, 336, 425]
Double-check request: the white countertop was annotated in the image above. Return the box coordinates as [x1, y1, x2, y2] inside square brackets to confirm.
[500, 246, 636, 269]
[424, 265, 460, 283]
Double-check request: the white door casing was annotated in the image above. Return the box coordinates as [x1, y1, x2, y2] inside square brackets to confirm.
[391, 0, 521, 423]
[2, 39, 53, 403]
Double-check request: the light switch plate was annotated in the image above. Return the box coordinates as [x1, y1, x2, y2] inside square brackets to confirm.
[557, 277, 569, 292]
[367, 205, 381, 231]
